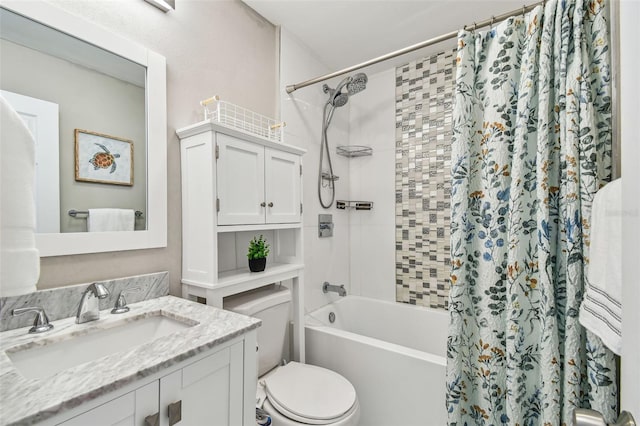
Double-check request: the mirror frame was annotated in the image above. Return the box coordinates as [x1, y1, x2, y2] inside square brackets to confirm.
[2, 1, 167, 256]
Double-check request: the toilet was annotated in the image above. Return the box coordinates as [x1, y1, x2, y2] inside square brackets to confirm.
[225, 285, 360, 426]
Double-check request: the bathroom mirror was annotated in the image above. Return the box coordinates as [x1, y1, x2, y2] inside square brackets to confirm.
[0, 2, 167, 256]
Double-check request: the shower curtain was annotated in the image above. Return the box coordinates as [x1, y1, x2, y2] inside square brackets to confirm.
[446, 0, 617, 424]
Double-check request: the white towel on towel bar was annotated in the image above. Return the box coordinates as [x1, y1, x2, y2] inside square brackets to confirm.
[579, 178, 622, 355]
[87, 208, 135, 232]
[0, 95, 40, 296]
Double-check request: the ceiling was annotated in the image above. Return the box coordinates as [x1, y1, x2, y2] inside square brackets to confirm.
[243, 0, 525, 74]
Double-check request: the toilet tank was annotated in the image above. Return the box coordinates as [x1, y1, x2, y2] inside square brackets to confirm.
[224, 285, 291, 377]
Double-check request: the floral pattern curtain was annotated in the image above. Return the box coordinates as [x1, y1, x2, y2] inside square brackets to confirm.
[446, 0, 617, 424]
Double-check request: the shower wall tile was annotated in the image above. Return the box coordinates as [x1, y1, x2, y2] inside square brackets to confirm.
[348, 68, 396, 303]
[395, 50, 455, 309]
[280, 29, 351, 312]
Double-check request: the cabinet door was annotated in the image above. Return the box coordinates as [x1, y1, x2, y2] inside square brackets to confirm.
[159, 342, 244, 426]
[264, 148, 301, 223]
[217, 133, 265, 225]
[58, 381, 159, 426]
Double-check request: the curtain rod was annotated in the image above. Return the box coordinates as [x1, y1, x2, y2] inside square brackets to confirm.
[285, 1, 545, 94]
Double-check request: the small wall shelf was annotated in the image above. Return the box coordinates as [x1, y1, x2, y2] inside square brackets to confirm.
[336, 200, 374, 210]
[336, 145, 372, 158]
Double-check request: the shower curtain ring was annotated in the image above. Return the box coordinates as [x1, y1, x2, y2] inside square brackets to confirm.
[473, 22, 477, 32]
[490, 16, 495, 29]
[522, 5, 526, 17]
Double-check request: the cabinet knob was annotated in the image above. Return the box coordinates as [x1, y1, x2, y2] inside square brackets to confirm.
[260, 202, 266, 207]
[268, 202, 274, 208]
[168, 400, 182, 426]
[144, 413, 160, 426]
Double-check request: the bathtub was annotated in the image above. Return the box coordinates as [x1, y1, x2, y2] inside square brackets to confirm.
[305, 296, 448, 426]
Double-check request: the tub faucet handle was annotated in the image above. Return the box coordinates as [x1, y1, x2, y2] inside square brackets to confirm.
[12, 307, 54, 334]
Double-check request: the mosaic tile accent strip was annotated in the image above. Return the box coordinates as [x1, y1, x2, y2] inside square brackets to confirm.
[395, 50, 455, 309]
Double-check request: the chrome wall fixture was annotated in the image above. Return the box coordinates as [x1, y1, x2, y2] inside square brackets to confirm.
[68, 209, 144, 218]
[319, 214, 334, 238]
[143, 0, 175, 12]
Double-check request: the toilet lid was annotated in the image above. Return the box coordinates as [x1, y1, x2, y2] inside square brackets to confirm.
[264, 362, 357, 422]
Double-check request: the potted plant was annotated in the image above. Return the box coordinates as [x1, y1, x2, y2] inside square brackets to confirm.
[247, 235, 269, 272]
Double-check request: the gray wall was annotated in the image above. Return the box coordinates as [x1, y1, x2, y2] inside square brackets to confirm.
[1, 39, 146, 233]
[35, 0, 277, 291]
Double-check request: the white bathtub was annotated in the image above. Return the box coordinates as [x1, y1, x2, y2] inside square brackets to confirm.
[305, 296, 448, 426]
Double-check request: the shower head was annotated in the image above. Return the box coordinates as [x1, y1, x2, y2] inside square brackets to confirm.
[323, 82, 349, 108]
[334, 76, 352, 94]
[323, 73, 367, 108]
[347, 73, 368, 96]
[332, 92, 349, 107]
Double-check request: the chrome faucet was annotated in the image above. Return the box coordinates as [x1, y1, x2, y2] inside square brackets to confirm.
[76, 283, 109, 324]
[322, 281, 347, 297]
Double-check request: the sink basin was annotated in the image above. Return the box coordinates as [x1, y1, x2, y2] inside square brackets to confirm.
[6, 313, 195, 379]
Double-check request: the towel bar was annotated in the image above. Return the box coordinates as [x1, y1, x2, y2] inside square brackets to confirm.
[68, 209, 143, 218]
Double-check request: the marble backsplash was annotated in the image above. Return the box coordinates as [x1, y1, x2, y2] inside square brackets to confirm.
[0, 271, 169, 332]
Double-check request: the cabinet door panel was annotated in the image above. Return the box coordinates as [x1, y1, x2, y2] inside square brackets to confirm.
[159, 343, 244, 426]
[135, 381, 160, 426]
[58, 391, 134, 426]
[58, 381, 158, 426]
[265, 148, 301, 223]
[217, 134, 265, 225]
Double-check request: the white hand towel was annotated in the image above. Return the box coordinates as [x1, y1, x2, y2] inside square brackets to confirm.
[87, 208, 135, 232]
[579, 178, 622, 355]
[0, 94, 40, 297]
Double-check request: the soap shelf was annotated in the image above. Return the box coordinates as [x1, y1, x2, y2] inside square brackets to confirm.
[336, 200, 374, 211]
[336, 145, 372, 158]
[321, 172, 340, 182]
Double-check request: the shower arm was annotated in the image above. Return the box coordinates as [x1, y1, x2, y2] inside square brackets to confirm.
[285, 1, 545, 94]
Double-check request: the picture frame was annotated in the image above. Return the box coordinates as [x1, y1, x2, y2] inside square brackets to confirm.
[75, 129, 133, 186]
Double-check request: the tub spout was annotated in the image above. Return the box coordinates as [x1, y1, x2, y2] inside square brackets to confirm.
[322, 282, 347, 297]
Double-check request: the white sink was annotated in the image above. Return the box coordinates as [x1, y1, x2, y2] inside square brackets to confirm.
[7, 314, 195, 379]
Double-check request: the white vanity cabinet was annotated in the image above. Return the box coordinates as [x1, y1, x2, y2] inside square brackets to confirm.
[55, 339, 252, 426]
[177, 120, 306, 363]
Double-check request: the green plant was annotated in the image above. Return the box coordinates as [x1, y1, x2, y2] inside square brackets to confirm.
[247, 235, 270, 259]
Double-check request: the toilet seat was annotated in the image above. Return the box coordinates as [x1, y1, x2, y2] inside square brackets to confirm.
[263, 362, 358, 425]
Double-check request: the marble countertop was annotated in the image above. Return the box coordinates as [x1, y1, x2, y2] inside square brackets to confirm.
[0, 295, 261, 425]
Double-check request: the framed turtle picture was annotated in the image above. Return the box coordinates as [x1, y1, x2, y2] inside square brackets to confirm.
[75, 129, 133, 186]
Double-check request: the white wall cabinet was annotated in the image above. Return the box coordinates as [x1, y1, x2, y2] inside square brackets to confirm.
[177, 120, 306, 363]
[55, 339, 254, 426]
[217, 133, 301, 225]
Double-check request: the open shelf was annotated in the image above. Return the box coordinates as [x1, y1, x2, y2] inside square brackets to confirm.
[336, 200, 374, 210]
[336, 145, 372, 158]
[216, 223, 302, 233]
[182, 262, 304, 302]
[217, 262, 304, 287]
